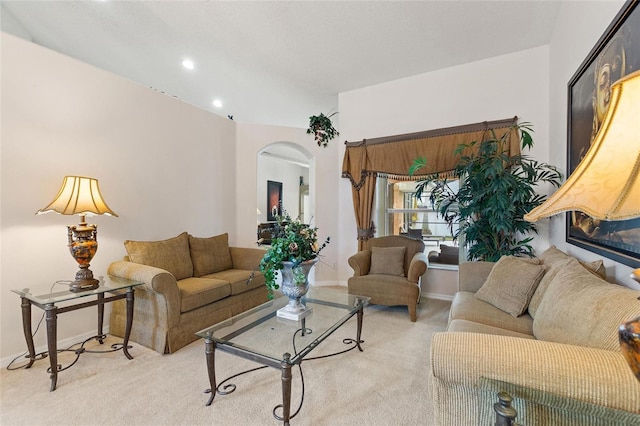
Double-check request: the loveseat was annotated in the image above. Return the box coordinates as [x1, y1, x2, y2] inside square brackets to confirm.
[429, 246, 640, 425]
[108, 232, 267, 353]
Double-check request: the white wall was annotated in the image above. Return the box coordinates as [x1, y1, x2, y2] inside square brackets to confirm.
[0, 33, 339, 362]
[337, 1, 639, 291]
[0, 32, 238, 359]
[338, 46, 551, 286]
[548, 0, 638, 289]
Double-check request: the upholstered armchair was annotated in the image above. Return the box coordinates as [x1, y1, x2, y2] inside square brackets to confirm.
[347, 235, 428, 321]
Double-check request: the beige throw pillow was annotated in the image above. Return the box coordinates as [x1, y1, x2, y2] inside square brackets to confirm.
[528, 245, 607, 318]
[124, 232, 193, 280]
[533, 258, 640, 351]
[475, 256, 545, 317]
[369, 246, 406, 277]
[189, 233, 233, 277]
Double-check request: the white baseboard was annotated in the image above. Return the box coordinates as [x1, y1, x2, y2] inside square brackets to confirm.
[312, 281, 347, 287]
[1, 327, 110, 369]
[421, 292, 454, 302]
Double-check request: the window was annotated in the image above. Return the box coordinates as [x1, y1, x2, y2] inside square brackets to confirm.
[377, 177, 459, 248]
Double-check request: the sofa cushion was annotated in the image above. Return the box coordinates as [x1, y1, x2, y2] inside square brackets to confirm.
[533, 258, 640, 351]
[176, 277, 231, 313]
[475, 256, 545, 317]
[369, 246, 406, 276]
[449, 291, 534, 336]
[124, 232, 193, 280]
[204, 269, 266, 295]
[447, 319, 536, 339]
[189, 233, 233, 277]
[529, 246, 606, 318]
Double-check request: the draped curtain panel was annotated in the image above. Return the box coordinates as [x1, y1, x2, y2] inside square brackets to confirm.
[342, 117, 520, 249]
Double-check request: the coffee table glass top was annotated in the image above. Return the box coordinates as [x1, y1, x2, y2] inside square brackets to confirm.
[196, 288, 369, 364]
[11, 275, 144, 305]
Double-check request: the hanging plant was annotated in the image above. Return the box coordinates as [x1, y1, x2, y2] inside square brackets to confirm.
[307, 112, 339, 148]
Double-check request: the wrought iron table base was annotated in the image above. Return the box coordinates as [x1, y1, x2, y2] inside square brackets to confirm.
[19, 287, 136, 391]
[203, 306, 364, 425]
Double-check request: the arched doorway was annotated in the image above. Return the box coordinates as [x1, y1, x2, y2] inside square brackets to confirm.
[257, 143, 315, 236]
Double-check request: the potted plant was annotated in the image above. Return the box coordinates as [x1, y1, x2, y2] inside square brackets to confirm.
[409, 122, 562, 262]
[259, 211, 330, 305]
[307, 112, 339, 147]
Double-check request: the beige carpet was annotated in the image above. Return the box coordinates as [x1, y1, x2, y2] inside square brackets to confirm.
[0, 296, 450, 426]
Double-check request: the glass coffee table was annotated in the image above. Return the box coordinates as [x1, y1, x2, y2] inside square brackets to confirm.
[196, 288, 369, 425]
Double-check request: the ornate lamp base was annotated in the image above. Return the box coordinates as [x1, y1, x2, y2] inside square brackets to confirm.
[69, 267, 99, 292]
[619, 317, 640, 381]
[67, 220, 100, 292]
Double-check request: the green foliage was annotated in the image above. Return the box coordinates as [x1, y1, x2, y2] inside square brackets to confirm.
[259, 211, 330, 298]
[410, 122, 562, 262]
[307, 112, 339, 148]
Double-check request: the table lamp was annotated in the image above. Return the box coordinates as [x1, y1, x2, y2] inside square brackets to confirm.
[37, 176, 118, 292]
[525, 70, 640, 381]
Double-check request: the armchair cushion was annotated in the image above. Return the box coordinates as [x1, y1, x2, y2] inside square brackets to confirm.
[124, 232, 193, 280]
[369, 246, 406, 276]
[189, 233, 233, 276]
[475, 256, 545, 317]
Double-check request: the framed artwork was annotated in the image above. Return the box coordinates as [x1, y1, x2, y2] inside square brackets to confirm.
[267, 180, 282, 221]
[566, 0, 640, 268]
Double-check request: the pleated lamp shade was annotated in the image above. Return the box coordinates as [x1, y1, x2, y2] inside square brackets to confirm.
[37, 176, 118, 217]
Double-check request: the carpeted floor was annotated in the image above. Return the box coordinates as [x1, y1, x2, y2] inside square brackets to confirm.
[0, 294, 450, 426]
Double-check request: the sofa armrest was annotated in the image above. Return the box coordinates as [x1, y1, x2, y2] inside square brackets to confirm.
[430, 332, 640, 413]
[348, 250, 371, 277]
[107, 260, 181, 328]
[229, 246, 266, 271]
[407, 252, 428, 283]
[458, 261, 495, 292]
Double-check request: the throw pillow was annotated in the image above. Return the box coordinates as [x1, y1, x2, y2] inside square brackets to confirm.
[124, 232, 193, 280]
[189, 233, 233, 277]
[533, 258, 640, 351]
[528, 246, 607, 318]
[538, 246, 606, 278]
[475, 256, 545, 317]
[369, 246, 406, 277]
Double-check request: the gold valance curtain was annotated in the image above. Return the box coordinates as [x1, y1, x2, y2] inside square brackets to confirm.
[341, 117, 519, 249]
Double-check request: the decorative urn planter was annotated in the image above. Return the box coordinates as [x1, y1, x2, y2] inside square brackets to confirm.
[277, 259, 317, 320]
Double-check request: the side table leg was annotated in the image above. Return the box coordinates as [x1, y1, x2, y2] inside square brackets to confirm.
[356, 305, 364, 352]
[205, 337, 217, 406]
[20, 297, 36, 368]
[280, 353, 292, 426]
[97, 293, 105, 344]
[122, 287, 135, 360]
[45, 304, 58, 391]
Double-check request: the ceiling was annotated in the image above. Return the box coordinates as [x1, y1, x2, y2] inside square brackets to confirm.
[1, 1, 562, 128]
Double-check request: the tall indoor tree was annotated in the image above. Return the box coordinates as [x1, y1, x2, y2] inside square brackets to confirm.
[409, 122, 562, 261]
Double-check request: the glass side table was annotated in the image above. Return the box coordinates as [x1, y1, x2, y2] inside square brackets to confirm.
[12, 275, 144, 391]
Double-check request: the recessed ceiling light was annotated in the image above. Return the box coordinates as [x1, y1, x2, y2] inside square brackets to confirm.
[182, 59, 195, 70]
[212, 99, 223, 108]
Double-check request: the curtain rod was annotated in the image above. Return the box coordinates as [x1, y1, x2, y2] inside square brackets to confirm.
[344, 116, 517, 147]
